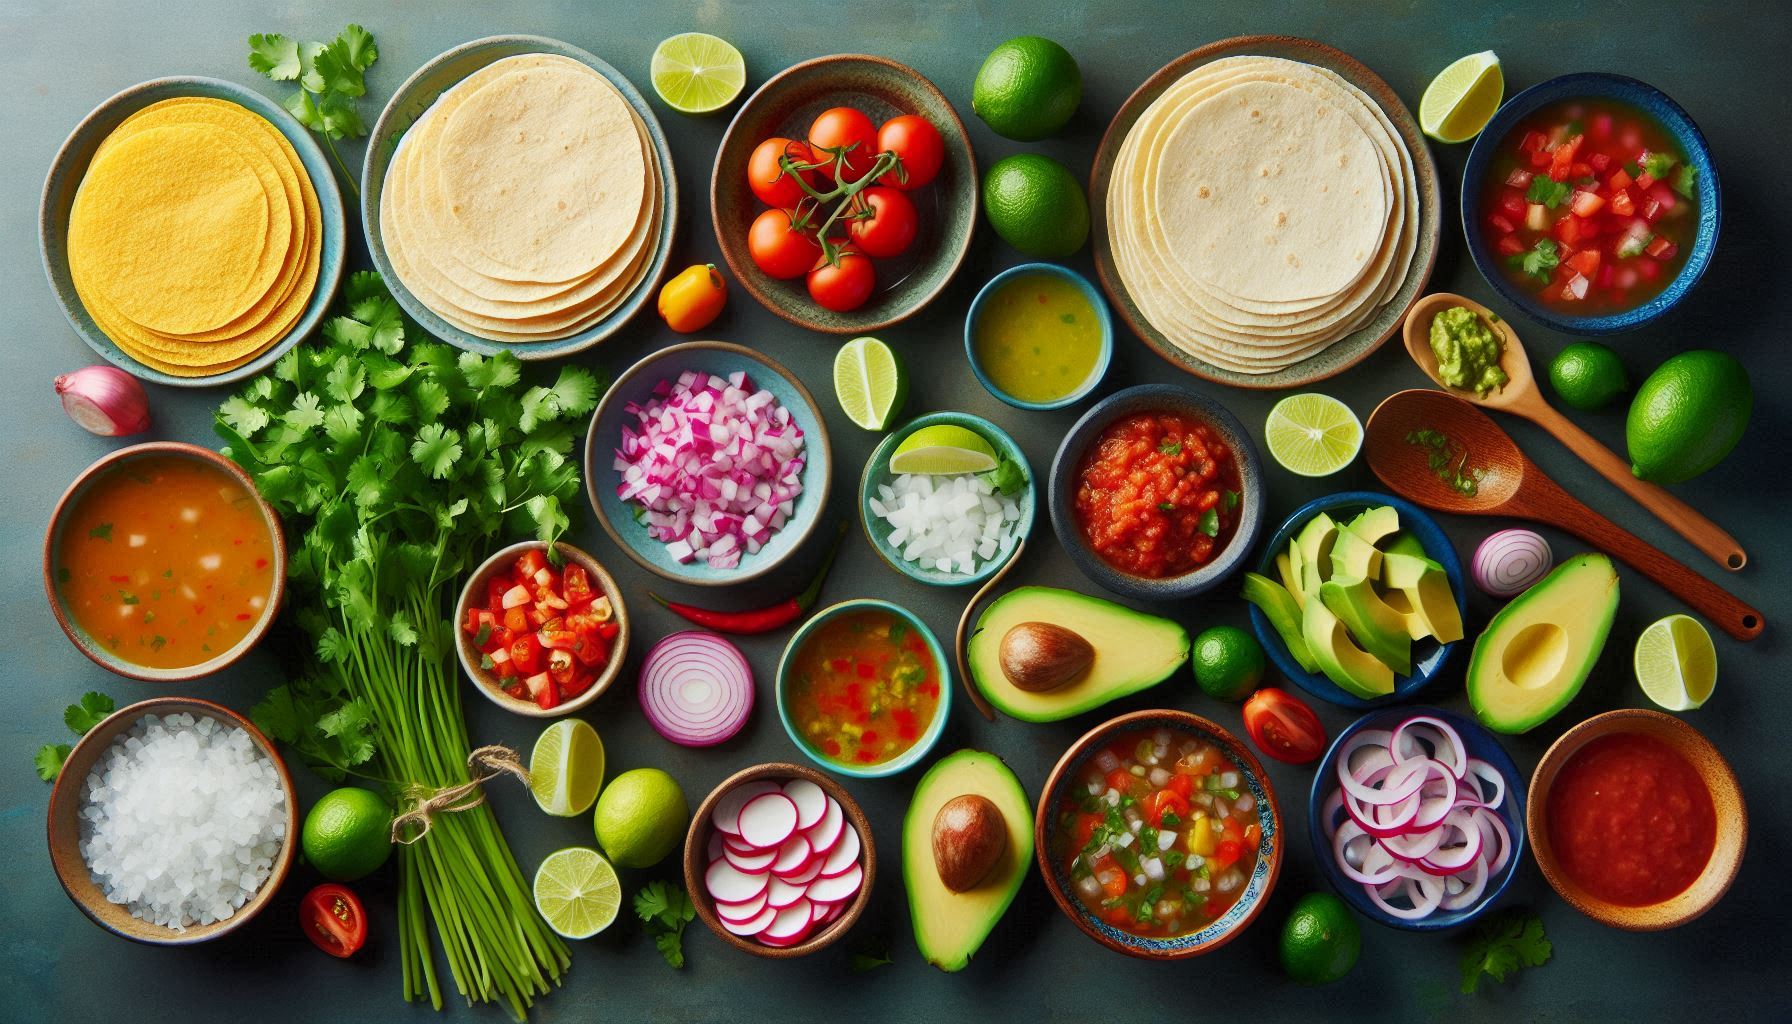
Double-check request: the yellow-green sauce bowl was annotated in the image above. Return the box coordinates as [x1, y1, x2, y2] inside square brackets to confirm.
[965, 263, 1113, 411]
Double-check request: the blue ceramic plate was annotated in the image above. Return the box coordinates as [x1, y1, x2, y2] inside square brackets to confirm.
[1308, 706, 1526, 931]
[583, 341, 832, 587]
[964, 263, 1113, 411]
[1462, 73, 1720, 335]
[774, 599, 951, 778]
[859, 412, 1035, 588]
[1049, 384, 1264, 602]
[38, 77, 347, 388]
[1249, 491, 1467, 708]
[362, 35, 677, 359]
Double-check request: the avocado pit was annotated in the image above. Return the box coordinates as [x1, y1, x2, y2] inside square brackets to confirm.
[932, 794, 1008, 892]
[998, 621, 1094, 692]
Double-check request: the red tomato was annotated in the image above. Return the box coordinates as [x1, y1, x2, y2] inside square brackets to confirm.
[514, 548, 548, 580]
[509, 633, 544, 675]
[748, 208, 821, 279]
[747, 137, 818, 208]
[846, 186, 918, 259]
[808, 106, 879, 182]
[1242, 688, 1326, 764]
[561, 564, 594, 608]
[875, 114, 944, 189]
[300, 884, 367, 959]
[1144, 789, 1189, 827]
[806, 249, 875, 312]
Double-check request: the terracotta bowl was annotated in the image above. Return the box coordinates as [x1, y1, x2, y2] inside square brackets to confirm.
[1035, 709, 1282, 959]
[43, 442, 286, 682]
[47, 697, 299, 945]
[454, 540, 629, 717]
[683, 762, 875, 958]
[1528, 709, 1746, 931]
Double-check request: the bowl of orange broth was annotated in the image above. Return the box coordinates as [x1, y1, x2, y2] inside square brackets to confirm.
[43, 442, 284, 681]
[775, 599, 950, 778]
[965, 263, 1112, 411]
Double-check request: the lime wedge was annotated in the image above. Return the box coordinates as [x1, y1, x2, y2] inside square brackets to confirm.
[1634, 614, 1717, 711]
[533, 847, 622, 939]
[529, 719, 605, 818]
[1265, 394, 1362, 477]
[833, 336, 907, 431]
[890, 424, 999, 475]
[650, 33, 746, 114]
[1420, 51, 1503, 144]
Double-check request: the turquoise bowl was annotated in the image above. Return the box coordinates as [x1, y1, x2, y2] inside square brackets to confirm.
[964, 263, 1113, 411]
[362, 35, 677, 359]
[583, 341, 832, 587]
[775, 599, 951, 779]
[858, 412, 1035, 588]
[38, 77, 347, 388]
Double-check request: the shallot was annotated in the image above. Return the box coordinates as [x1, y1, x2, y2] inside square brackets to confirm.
[55, 365, 150, 436]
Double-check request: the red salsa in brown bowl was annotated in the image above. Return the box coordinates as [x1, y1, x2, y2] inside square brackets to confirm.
[1071, 410, 1242, 579]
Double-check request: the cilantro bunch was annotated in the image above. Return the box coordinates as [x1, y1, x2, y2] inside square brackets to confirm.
[249, 25, 379, 194]
[1460, 910, 1552, 994]
[216, 272, 598, 1017]
[634, 881, 696, 968]
[33, 692, 115, 782]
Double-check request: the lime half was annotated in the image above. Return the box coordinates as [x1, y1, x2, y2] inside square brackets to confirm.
[1419, 51, 1503, 143]
[833, 337, 907, 431]
[1265, 394, 1362, 477]
[650, 33, 746, 114]
[890, 424, 999, 475]
[529, 718, 605, 817]
[533, 847, 622, 939]
[1635, 614, 1717, 711]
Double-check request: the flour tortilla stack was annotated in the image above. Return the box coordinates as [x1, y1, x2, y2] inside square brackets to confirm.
[65, 97, 323, 377]
[1106, 56, 1418, 374]
[380, 54, 663, 342]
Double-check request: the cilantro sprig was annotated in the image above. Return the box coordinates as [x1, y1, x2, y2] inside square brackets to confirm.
[1525, 176, 1572, 210]
[1460, 909, 1552, 994]
[1507, 239, 1560, 284]
[249, 25, 379, 195]
[635, 881, 696, 968]
[34, 692, 115, 782]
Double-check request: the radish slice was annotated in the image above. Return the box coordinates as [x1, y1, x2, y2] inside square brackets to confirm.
[763, 897, 812, 937]
[803, 797, 844, 854]
[818, 824, 860, 877]
[712, 781, 781, 836]
[764, 876, 806, 909]
[706, 833, 724, 861]
[782, 779, 827, 830]
[705, 859, 769, 904]
[715, 890, 768, 921]
[769, 835, 812, 874]
[639, 631, 754, 747]
[720, 904, 778, 936]
[778, 858, 824, 886]
[723, 833, 763, 855]
[738, 793, 799, 848]
[805, 863, 862, 904]
[723, 844, 779, 873]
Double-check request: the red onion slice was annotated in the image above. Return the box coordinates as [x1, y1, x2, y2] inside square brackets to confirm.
[1439, 857, 1491, 911]
[639, 631, 754, 747]
[1391, 715, 1468, 779]
[1464, 758, 1506, 811]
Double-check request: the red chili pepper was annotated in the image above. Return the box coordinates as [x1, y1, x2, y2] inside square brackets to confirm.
[647, 520, 847, 634]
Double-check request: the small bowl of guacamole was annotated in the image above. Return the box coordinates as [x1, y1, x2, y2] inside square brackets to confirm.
[1428, 305, 1510, 397]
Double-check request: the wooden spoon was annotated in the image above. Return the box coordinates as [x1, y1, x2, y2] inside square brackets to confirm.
[1364, 390, 1763, 642]
[1403, 293, 1746, 571]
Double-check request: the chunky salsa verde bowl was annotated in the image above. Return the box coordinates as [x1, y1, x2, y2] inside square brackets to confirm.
[1462, 73, 1720, 335]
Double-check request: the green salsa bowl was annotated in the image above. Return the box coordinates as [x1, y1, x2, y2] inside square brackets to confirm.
[965, 263, 1113, 411]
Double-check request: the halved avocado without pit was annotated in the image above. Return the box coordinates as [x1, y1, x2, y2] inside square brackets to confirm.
[903, 750, 1033, 972]
[1468, 553, 1619, 734]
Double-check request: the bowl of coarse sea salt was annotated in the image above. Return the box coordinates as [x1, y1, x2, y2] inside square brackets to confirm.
[47, 697, 298, 945]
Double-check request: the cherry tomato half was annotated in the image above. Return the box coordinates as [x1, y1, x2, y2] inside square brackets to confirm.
[808, 107, 879, 183]
[748, 208, 822, 279]
[806, 249, 876, 312]
[1241, 687, 1327, 764]
[846, 186, 919, 259]
[300, 883, 367, 958]
[747, 137, 818, 208]
[876, 114, 944, 190]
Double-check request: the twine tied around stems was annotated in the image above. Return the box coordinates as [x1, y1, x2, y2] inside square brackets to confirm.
[391, 745, 530, 845]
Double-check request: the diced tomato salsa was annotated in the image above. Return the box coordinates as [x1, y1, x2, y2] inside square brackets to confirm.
[463, 547, 618, 710]
[1053, 728, 1262, 937]
[784, 610, 939, 767]
[1072, 411, 1242, 579]
[1481, 98, 1698, 314]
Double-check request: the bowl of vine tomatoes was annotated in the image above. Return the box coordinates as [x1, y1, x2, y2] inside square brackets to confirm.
[712, 54, 978, 333]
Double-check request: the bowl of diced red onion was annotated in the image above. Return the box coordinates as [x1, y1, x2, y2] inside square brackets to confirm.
[585, 341, 833, 586]
[1307, 707, 1525, 931]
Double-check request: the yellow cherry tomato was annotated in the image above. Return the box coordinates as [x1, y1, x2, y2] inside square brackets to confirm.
[658, 264, 727, 333]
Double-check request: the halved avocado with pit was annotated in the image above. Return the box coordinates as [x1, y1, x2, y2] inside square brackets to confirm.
[903, 750, 1033, 972]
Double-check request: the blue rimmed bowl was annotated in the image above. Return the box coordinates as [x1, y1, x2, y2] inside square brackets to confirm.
[38, 76, 347, 388]
[584, 341, 832, 587]
[1308, 706, 1525, 931]
[1462, 73, 1720, 335]
[859, 412, 1036, 588]
[1048, 384, 1264, 602]
[774, 599, 951, 779]
[1035, 709, 1282, 959]
[362, 34, 677, 358]
[1250, 491, 1467, 709]
[964, 263, 1113, 411]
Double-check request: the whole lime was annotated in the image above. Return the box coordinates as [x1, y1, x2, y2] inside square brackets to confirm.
[972, 36, 1081, 141]
[1280, 892, 1362, 985]
[1191, 625, 1266, 701]
[1626, 350, 1752, 484]
[592, 768, 688, 869]
[983, 154, 1089, 258]
[1548, 341, 1629, 411]
[302, 787, 394, 882]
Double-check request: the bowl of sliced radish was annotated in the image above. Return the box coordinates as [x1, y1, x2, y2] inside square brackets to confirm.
[1308, 707, 1525, 931]
[685, 762, 874, 957]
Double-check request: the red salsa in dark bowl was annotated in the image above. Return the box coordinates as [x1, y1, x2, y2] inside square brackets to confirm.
[1071, 410, 1243, 579]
